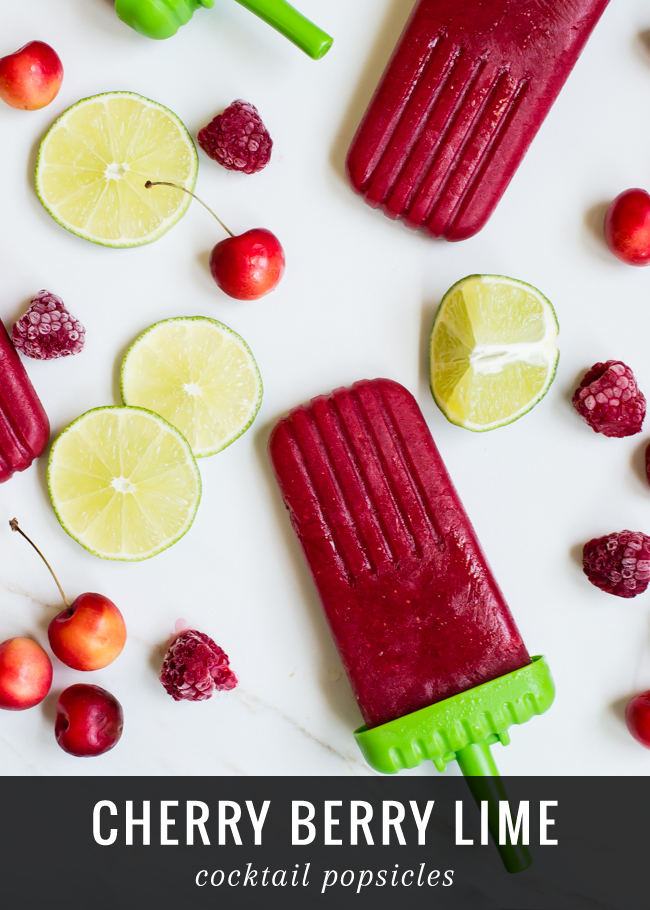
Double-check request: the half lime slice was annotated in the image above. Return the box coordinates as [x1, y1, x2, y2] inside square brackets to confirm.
[430, 275, 559, 431]
[120, 317, 263, 457]
[48, 406, 201, 560]
[35, 91, 197, 247]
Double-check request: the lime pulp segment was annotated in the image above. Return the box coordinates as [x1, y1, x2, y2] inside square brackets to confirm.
[120, 317, 263, 457]
[35, 92, 198, 247]
[48, 407, 201, 561]
[430, 275, 559, 431]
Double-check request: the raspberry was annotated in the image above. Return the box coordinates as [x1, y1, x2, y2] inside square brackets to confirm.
[160, 630, 237, 702]
[573, 361, 645, 437]
[583, 531, 650, 598]
[12, 290, 85, 360]
[197, 100, 272, 174]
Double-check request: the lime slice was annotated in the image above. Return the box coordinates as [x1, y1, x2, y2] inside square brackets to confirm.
[430, 275, 559, 431]
[35, 92, 197, 248]
[120, 317, 263, 457]
[48, 407, 201, 561]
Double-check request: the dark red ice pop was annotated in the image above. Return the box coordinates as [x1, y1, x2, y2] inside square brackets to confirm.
[0, 319, 49, 482]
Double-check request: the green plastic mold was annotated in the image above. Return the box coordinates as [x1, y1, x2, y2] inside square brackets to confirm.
[354, 656, 555, 874]
[355, 656, 554, 774]
[114, 0, 333, 58]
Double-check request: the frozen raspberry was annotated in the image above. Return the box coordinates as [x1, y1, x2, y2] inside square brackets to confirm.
[197, 100, 272, 174]
[583, 530, 650, 598]
[573, 361, 645, 437]
[160, 629, 237, 702]
[12, 290, 85, 360]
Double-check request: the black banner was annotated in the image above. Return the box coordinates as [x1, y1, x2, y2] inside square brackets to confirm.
[0, 776, 645, 909]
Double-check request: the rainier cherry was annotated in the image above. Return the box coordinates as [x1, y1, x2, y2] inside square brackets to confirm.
[0, 41, 63, 110]
[145, 181, 285, 300]
[0, 637, 52, 710]
[10, 519, 126, 671]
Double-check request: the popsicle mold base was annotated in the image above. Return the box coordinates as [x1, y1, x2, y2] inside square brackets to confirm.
[114, 0, 333, 59]
[354, 655, 554, 774]
[115, 0, 214, 40]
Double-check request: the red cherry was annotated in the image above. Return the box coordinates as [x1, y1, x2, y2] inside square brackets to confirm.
[626, 690, 650, 748]
[0, 41, 63, 111]
[55, 684, 124, 757]
[210, 228, 285, 300]
[144, 181, 285, 300]
[604, 188, 650, 266]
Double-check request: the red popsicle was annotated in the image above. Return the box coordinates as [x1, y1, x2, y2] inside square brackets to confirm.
[0, 319, 49, 482]
[269, 378, 529, 729]
[347, 0, 610, 240]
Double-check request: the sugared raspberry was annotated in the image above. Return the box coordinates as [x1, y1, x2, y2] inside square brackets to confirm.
[197, 100, 272, 174]
[583, 530, 650, 598]
[160, 630, 237, 702]
[12, 290, 85, 360]
[573, 361, 645, 437]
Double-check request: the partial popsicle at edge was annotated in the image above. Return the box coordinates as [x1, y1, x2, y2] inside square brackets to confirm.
[346, 0, 611, 240]
[0, 320, 50, 483]
[269, 378, 530, 730]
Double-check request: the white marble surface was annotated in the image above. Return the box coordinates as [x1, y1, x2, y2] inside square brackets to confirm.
[2, 0, 650, 776]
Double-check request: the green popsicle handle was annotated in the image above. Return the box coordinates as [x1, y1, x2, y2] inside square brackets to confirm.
[115, 0, 214, 40]
[114, 0, 333, 58]
[354, 657, 555, 874]
[456, 741, 532, 874]
[235, 0, 333, 58]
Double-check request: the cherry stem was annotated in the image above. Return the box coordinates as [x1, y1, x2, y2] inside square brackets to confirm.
[9, 519, 71, 612]
[144, 180, 235, 238]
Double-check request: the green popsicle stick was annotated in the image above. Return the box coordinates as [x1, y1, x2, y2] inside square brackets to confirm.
[354, 656, 554, 873]
[456, 742, 532, 873]
[235, 0, 332, 58]
[114, 0, 333, 58]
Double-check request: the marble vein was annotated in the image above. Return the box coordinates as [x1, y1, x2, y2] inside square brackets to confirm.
[0, 577, 55, 610]
[235, 687, 380, 775]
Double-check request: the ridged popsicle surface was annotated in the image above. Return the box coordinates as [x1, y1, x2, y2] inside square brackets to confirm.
[346, 0, 610, 240]
[0, 320, 50, 483]
[269, 378, 529, 729]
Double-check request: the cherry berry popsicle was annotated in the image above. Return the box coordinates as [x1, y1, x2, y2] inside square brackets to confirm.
[0, 319, 49, 483]
[269, 379, 554, 871]
[347, 0, 610, 240]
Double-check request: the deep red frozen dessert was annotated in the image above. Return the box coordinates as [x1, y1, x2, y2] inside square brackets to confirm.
[269, 378, 530, 729]
[346, 0, 610, 241]
[0, 319, 49, 482]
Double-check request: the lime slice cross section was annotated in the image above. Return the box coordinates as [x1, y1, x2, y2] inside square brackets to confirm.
[48, 407, 201, 561]
[430, 275, 560, 432]
[35, 92, 197, 247]
[120, 317, 263, 458]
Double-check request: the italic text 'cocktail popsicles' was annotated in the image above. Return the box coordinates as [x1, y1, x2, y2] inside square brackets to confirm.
[347, 0, 610, 240]
[0, 319, 49, 483]
[269, 378, 554, 872]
